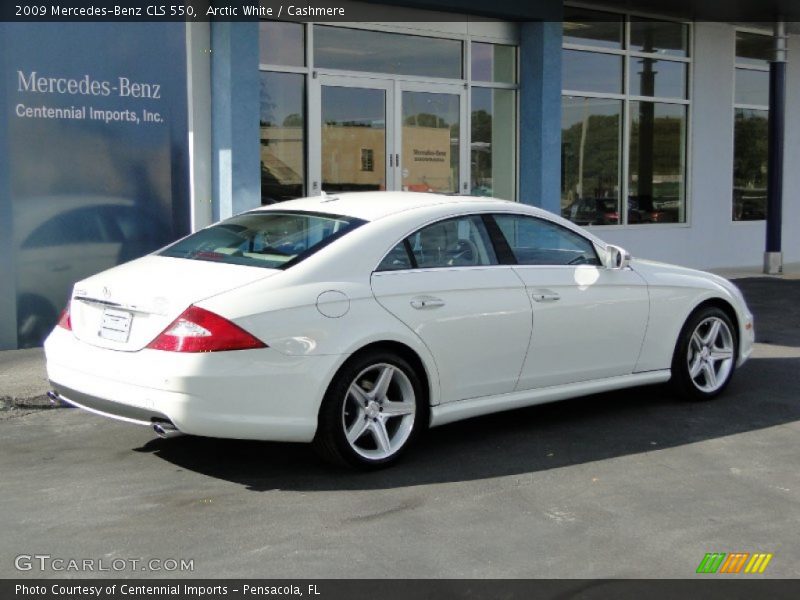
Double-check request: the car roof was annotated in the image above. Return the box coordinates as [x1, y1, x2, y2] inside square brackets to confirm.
[252, 191, 519, 221]
[249, 191, 609, 251]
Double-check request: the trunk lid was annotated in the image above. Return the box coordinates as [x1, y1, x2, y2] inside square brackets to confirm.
[69, 255, 278, 351]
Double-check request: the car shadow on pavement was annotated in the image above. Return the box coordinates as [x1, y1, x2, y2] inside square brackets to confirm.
[134, 353, 800, 492]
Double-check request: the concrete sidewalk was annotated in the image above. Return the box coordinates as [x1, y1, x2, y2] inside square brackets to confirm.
[1, 271, 798, 410]
[0, 347, 48, 409]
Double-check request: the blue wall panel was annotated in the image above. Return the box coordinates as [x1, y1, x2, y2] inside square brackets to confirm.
[519, 20, 563, 212]
[1, 22, 189, 349]
[211, 21, 260, 220]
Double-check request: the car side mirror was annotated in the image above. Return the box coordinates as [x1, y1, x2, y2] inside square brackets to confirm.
[606, 244, 631, 270]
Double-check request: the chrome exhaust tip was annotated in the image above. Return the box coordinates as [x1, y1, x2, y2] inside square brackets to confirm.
[152, 421, 183, 439]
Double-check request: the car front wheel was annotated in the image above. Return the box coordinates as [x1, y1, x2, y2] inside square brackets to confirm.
[313, 352, 424, 469]
[671, 306, 738, 400]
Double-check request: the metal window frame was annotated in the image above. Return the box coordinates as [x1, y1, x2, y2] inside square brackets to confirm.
[259, 20, 521, 203]
[731, 27, 772, 223]
[561, 3, 693, 229]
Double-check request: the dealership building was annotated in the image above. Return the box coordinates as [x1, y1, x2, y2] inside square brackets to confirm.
[1, 1, 799, 350]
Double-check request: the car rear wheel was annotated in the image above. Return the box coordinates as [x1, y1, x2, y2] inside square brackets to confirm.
[671, 306, 738, 401]
[313, 352, 425, 469]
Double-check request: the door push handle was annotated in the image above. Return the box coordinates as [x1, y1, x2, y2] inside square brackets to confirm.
[410, 296, 445, 309]
[532, 290, 560, 303]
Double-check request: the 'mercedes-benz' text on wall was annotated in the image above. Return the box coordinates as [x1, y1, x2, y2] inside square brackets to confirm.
[15, 70, 164, 124]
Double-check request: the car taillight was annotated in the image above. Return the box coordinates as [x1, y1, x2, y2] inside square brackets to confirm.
[147, 306, 266, 352]
[57, 303, 72, 331]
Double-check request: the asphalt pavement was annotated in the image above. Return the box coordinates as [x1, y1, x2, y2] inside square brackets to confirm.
[1, 277, 798, 578]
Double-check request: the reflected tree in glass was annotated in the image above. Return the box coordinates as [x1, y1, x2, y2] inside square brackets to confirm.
[560, 97, 621, 225]
[628, 102, 686, 223]
[733, 108, 768, 220]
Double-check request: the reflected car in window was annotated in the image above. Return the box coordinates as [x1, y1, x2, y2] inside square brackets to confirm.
[46, 192, 754, 469]
[14, 196, 171, 347]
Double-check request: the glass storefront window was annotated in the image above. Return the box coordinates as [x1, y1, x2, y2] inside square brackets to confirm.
[733, 31, 770, 220]
[259, 21, 305, 67]
[401, 91, 460, 194]
[471, 43, 516, 84]
[629, 58, 687, 99]
[561, 12, 689, 226]
[629, 18, 688, 57]
[259, 72, 306, 204]
[258, 24, 517, 204]
[736, 31, 773, 67]
[314, 26, 462, 79]
[561, 97, 621, 225]
[563, 49, 623, 94]
[563, 7, 623, 49]
[735, 68, 770, 106]
[733, 108, 768, 221]
[471, 88, 516, 200]
[321, 86, 387, 193]
[628, 102, 686, 224]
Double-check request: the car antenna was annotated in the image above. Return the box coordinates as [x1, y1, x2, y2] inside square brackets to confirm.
[320, 190, 339, 202]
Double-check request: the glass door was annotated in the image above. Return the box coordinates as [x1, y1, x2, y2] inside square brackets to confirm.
[313, 75, 394, 194]
[396, 83, 467, 194]
[310, 77, 467, 195]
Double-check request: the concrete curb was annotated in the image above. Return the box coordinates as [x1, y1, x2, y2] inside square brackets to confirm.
[0, 394, 58, 410]
[0, 347, 54, 412]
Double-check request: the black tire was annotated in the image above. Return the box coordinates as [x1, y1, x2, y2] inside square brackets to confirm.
[313, 351, 426, 469]
[671, 306, 738, 401]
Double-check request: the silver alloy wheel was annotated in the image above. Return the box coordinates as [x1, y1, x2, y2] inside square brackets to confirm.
[342, 363, 416, 461]
[687, 316, 735, 393]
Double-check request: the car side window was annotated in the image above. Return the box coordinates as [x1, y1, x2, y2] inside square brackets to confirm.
[377, 215, 498, 271]
[22, 208, 107, 249]
[376, 240, 414, 271]
[493, 214, 601, 266]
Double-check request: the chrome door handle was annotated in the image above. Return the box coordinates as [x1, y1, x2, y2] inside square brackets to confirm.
[410, 296, 445, 309]
[532, 291, 560, 303]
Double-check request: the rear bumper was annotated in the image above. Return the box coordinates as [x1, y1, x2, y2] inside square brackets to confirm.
[48, 385, 171, 426]
[44, 327, 344, 442]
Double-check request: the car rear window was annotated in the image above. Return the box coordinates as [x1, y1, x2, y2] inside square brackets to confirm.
[158, 211, 366, 269]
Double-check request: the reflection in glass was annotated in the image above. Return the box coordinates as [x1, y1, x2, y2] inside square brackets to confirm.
[562, 49, 622, 94]
[260, 72, 306, 204]
[15, 198, 171, 348]
[314, 26, 462, 79]
[736, 31, 773, 67]
[471, 88, 515, 200]
[735, 68, 770, 106]
[733, 108, 768, 221]
[628, 102, 686, 223]
[561, 97, 621, 225]
[629, 58, 686, 99]
[630, 18, 688, 57]
[402, 91, 460, 194]
[321, 86, 386, 193]
[563, 7, 623, 49]
[259, 21, 305, 67]
[471, 42, 516, 84]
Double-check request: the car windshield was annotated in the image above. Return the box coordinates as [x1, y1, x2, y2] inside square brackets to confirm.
[158, 211, 366, 269]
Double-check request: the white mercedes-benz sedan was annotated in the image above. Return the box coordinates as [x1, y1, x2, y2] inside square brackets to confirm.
[45, 192, 755, 468]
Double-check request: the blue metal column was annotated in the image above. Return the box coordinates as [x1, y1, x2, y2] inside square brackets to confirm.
[519, 19, 563, 213]
[210, 21, 260, 220]
[765, 20, 787, 274]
